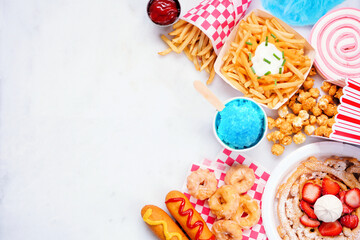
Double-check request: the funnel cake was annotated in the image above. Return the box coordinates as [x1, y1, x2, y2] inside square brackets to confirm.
[277, 156, 360, 239]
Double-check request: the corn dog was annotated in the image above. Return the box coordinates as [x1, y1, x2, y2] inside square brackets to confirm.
[165, 190, 215, 240]
[141, 205, 189, 240]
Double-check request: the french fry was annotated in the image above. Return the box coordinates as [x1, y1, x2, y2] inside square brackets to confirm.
[169, 27, 183, 36]
[233, 31, 251, 63]
[251, 12, 259, 25]
[271, 18, 286, 32]
[265, 20, 295, 39]
[240, 51, 259, 88]
[253, 97, 274, 103]
[191, 45, 199, 56]
[250, 88, 266, 99]
[200, 54, 215, 71]
[173, 19, 186, 29]
[274, 89, 284, 102]
[266, 21, 306, 44]
[227, 72, 242, 82]
[272, 96, 280, 106]
[256, 16, 266, 25]
[236, 66, 247, 77]
[201, 37, 209, 52]
[275, 41, 301, 49]
[285, 60, 305, 80]
[160, 35, 180, 53]
[197, 32, 206, 52]
[183, 47, 193, 61]
[193, 56, 200, 71]
[198, 44, 212, 56]
[244, 80, 252, 88]
[158, 48, 172, 56]
[207, 66, 216, 85]
[262, 80, 304, 90]
[227, 78, 248, 94]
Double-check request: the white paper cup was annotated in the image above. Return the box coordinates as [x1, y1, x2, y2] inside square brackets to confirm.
[213, 97, 267, 152]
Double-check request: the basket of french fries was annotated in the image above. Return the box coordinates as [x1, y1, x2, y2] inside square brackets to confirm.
[214, 9, 315, 109]
[158, 0, 252, 85]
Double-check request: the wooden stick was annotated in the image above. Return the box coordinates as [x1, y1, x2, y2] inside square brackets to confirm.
[193, 80, 225, 111]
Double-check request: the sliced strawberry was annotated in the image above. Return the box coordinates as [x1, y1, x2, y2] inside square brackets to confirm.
[322, 178, 340, 195]
[300, 200, 317, 219]
[339, 191, 354, 214]
[339, 191, 346, 201]
[300, 214, 320, 227]
[340, 215, 359, 229]
[343, 203, 355, 214]
[302, 182, 322, 204]
[318, 221, 342, 236]
[344, 188, 360, 209]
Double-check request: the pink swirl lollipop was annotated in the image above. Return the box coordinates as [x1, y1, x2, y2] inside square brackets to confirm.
[310, 8, 360, 84]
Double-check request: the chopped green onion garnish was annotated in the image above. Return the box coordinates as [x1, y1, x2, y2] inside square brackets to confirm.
[249, 53, 252, 61]
[257, 76, 261, 79]
[273, 53, 280, 60]
[271, 33, 277, 39]
[276, 39, 279, 42]
[275, 79, 277, 86]
[282, 51, 284, 58]
[251, 67, 256, 74]
[245, 41, 253, 45]
[265, 36, 268, 46]
[264, 71, 271, 76]
[282, 59, 286, 66]
[263, 58, 271, 64]
[279, 68, 282, 74]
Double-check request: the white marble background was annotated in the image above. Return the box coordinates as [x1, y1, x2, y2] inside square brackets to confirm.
[0, 0, 359, 239]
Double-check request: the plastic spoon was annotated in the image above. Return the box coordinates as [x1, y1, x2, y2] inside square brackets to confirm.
[193, 80, 225, 111]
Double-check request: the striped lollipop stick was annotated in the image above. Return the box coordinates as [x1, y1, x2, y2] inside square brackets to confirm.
[310, 8, 360, 85]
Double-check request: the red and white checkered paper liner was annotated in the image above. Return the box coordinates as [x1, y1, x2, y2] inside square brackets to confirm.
[331, 78, 360, 145]
[182, 148, 270, 240]
[181, 0, 252, 55]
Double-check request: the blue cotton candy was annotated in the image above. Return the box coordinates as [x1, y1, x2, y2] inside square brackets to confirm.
[261, 0, 344, 26]
[215, 99, 265, 150]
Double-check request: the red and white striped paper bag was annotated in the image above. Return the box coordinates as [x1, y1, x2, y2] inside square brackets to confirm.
[331, 78, 360, 145]
[181, 0, 252, 55]
[182, 149, 270, 240]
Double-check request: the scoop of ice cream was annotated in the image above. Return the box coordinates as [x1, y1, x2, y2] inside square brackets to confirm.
[314, 194, 342, 222]
[215, 99, 265, 150]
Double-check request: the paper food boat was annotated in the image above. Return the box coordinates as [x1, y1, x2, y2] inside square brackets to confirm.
[181, 0, 253, 55]
[214, 9, 316, 109]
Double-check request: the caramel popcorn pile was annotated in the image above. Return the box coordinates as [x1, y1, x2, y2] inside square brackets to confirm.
[267, 68, 343, 156]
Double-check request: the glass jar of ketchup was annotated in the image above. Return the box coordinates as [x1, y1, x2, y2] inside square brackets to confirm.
[147, 0, 181, 26]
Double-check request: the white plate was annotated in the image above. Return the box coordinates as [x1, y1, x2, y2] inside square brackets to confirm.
[262, 141, 360, 240]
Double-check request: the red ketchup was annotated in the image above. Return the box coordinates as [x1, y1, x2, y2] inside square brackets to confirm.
[147, 0, 180, 26]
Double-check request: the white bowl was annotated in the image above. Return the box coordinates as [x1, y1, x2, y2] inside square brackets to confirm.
[213, 97, 267, 152]
[262, 141, 360, 240]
